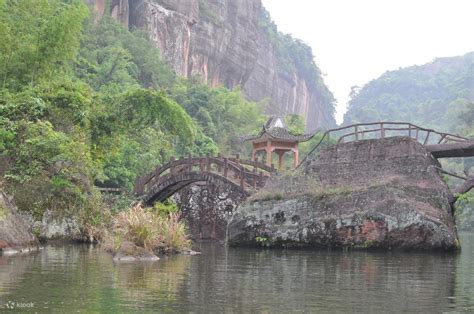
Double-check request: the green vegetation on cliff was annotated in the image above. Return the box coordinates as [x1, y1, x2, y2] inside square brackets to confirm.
[0, 0, 265, 239]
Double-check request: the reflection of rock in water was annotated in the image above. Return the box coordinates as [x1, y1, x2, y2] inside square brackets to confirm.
[113, 255, 191, 306]
[0, 254, 36, 302]
[175, 243, 458, 312]
[0, 245, 192, 312]
[454, 233, 474, 311]
[174, 183, 247, 240]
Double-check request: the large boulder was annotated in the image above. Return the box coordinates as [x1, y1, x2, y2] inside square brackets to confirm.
[0, 191, 39, 254]
[228, 137, 459, 251]
[27, 209, 82, 242]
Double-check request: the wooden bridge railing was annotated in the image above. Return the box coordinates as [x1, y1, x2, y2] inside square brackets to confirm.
[298, 121, 470, 168]
[134, 154, 276, 195]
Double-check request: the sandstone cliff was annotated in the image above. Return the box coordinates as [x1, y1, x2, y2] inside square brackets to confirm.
[88, 0, 336, 130]
[228, 137, 459, 250]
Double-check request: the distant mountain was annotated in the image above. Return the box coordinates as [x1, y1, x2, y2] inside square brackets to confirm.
[343, 52, 474, 133]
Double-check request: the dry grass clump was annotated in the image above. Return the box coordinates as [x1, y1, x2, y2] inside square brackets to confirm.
[110, 203, 191, 253]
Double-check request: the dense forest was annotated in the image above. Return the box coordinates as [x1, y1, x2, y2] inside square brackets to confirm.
[343, 52, 474, 229]
[0, 0, 282, 235]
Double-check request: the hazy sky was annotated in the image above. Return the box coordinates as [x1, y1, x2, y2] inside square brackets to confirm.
[261, 0, 474, 124]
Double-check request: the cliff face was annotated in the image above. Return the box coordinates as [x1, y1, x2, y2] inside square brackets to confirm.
[89, 0, 335, 130]
[228, 137, 459, 250]
[0, 191, 38, 254]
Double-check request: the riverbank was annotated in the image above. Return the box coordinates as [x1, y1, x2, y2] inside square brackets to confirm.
[0, 190, 192, 259]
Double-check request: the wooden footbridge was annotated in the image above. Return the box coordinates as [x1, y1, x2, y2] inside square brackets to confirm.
[133, 121, 474, 204]
[303, 121, 474, 162]
[134, 155, 276, 205]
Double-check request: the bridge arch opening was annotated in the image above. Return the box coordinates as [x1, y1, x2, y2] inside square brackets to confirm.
[134, 156, 275, 239]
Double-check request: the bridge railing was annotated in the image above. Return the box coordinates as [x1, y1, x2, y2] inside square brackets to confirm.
[298, 121, 469, 168]
[134, 154, 276, 195]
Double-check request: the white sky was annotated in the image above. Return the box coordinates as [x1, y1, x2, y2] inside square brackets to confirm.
[261, 0, 474, 124]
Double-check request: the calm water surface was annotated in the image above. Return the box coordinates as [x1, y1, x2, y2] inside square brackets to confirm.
[0, 233, 473, 313]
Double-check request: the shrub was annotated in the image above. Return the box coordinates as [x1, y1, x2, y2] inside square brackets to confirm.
[152, 200, 179, 217]
[111, 203, 191, 253]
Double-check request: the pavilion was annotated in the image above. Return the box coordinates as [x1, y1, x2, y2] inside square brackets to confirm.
[242, 116, 316, 170]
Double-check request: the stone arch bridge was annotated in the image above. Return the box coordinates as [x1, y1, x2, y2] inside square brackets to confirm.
[133, 155, 276, 205]
[134, 121, 474, 205]
[131, 121, 474, 239]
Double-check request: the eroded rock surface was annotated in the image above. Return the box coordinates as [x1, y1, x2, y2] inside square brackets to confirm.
[173, 183, 247, 240]
[0, 191, 39, 254]
[228, 137, 459, 251]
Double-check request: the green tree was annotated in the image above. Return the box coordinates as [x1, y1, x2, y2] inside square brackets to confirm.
[0, 0, 88, 90]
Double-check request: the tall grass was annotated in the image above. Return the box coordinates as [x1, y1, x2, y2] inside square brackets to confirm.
[112, 203, 191, 253]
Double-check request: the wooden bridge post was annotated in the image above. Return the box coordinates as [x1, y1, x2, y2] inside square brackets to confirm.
[423, 131, 431, 145]
[199, 155, 204, 171]
[355, 125, 359, 141]
[134, 177, 143, 194]
[188, 154, 192, 171]
[408, 124, 412, 138]
[170, 156, 176, 174]
[217, 153, 222, 172]
[223, 158, 228, 178]
[206, 153, 211, 172]
[234, 154, 241, 179]
[438, 134, 446, 144]
[252, 168, 257, 188]
[380, 123, 385, 138]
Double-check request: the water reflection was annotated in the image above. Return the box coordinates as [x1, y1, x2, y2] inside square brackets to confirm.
[0, 234, 473, 312]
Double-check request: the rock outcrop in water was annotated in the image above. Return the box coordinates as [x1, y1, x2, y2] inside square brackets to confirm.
[87, 0, 336, 130]
[228, 137, 459, 250]
[0, 191, 39, 254]
[173, 183, 247, 240]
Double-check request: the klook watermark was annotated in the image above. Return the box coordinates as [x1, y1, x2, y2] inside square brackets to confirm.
[2, 300, 34, 309]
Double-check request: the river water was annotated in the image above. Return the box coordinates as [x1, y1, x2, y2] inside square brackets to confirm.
[0, 233, 473, 313]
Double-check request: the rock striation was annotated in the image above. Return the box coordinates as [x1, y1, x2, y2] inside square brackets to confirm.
[173, 183, 247, 240]
[88, 0, 336, 130]
[228, 137, 459, 250]
[0, 191, 39, 254]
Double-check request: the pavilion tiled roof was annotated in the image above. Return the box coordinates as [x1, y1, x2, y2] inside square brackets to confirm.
[240, 116, 317, 143]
